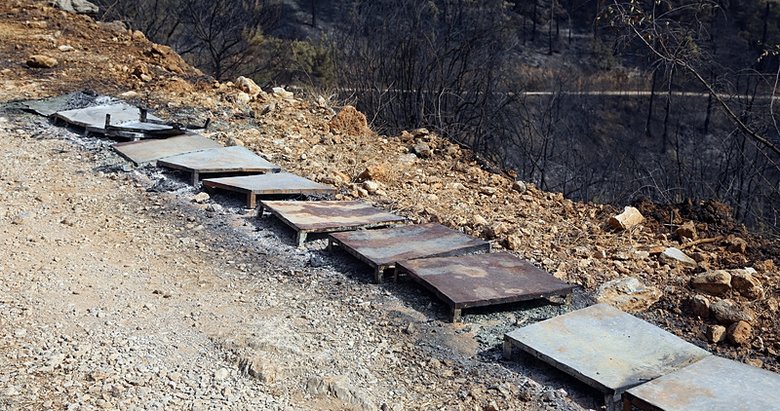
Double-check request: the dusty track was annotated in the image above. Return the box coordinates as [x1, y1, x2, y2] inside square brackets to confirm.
[0, 1, 778, 410]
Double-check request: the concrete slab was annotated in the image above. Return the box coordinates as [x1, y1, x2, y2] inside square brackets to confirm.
[503, 304, 710, 410]
[328, 223, 490, 283]
[113, 134, 223, 165]
[623, 355, 780, 411]
[396, 252, 575, 322]
[202, 172, 336, 208]
[53, 103, 163, 134]
[259, 200, 407, 246]
[158, 146, 282, 186]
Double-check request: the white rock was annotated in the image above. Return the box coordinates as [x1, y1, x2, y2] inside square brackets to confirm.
[214, 368, 229, 381]
[363, 180, 380, 194]
[660, 247, 697, 268]
[271, 87, 294, 99]
[192, 192, 210, 203]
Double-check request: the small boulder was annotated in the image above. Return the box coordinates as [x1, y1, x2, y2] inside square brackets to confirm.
[710, 299, 754, 324]
[362, 180, 380, 194]
[271, 87, 294, 99]
[689, 295, 710, 318]
[512, 180, 527, 194]
[595, 277, 662, 312]
[232, 92, 251, 105]
[132, 64, 152, 82]
[246, 356, 277, 383]
[26, 55, 58, 68]
[660, 247, 697, 268]
[357, 164, 389, 182]
[480, 186, 497, 196]
[727, 321, 752, 346]
[505, 234, 523, 251]
[731, 270, 764, 300]
[413, 143, 432, 158]
[608, 206, 644, 230]
[235, 76, 263, 97]
[675, 221, 697, 240]
[227, 137, 245, 147]
[411, 128, 430, 137]
[705, 324, 726, 343]
[192, 192, 210, 204]
[725, 235, 748, 254]
[50, 0, 99, 14]
[690, 270, 732, 296]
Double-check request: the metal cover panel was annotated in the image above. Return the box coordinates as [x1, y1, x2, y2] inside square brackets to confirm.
[113, 134, 222, 165]
[19, 91, 98, 116]
[504, 304, 710, 394]
[202, 172, 335, 195]
[397, 253, 574, 309]
[261, 200, 407, 232]
[625, 356, 780, 411]
[54, 103, 162, 131]
[329, 223, 490, 267]
[157, 146, 281, 173]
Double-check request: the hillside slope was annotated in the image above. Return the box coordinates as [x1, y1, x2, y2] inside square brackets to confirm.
[0, 1, 778, 409]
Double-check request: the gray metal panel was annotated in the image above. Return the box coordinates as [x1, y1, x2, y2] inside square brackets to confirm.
[53, 103, 162, 132]
[504, 304, 710, 394]
[202, 172, 335, 195]
[157, 146, 281, 174]
[113, 134, 223, 165]
[19, 91, 97, 116]
[397, 252, 574, 309]
[329, 223, 490, 268]
[625, 356, 780, 411]
[260, 200, 407, 233]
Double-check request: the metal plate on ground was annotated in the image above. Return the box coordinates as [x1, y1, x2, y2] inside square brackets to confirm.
[624, 356, 780, 411]
[260, 200, 407, 246]
[18, 91, 98, 116]
[158, 146, 281, 183]
[53, 103, 162, 132]
[202, 172, 336, 207]
[329, 223, 490, 282]
[397, 252, 574, 312]
[113, 134, 223, 165]
[504, 304, 710, 395]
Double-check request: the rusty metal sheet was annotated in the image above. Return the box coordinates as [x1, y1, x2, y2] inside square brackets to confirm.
[203, 172, 335, 195]
[624, 356, 780, 411]
[203, 173, 336, 207]
[157, 146, 281, 174]
[260, 200, 408, 246]
[329, 223, 490, 281]
[261, 200, 407, 232]
[106, 121, 183, 139]
[113, 134, 222, 165]
[504, 304, 710, 396]
[397, 252, 574, 311]
[53, 103, 162, 133]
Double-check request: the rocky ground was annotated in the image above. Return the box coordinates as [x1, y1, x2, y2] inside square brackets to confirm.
[0, 1, 778, 410]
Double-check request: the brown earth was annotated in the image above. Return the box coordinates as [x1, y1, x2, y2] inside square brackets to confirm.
[0, 1, 778, 409]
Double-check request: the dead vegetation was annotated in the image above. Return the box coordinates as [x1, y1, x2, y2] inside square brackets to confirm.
[1, 0, 778, 381]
